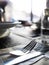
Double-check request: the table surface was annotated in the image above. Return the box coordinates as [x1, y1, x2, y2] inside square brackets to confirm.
[0, 26, 49, 65]
[0, 44, 49, 65]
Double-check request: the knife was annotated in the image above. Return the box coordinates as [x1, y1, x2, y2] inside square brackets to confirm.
[5, 51, 43, 65]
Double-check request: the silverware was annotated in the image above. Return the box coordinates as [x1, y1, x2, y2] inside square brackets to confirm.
[5, 51, 43, 65]
[22, 40, 37, 53]
[10, 40, 37, 56]
[18, 54, 44, 65]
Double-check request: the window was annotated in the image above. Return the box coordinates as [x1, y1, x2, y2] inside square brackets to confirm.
[10, 0, 46, 22]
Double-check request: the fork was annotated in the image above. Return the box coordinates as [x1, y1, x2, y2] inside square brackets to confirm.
[22, 40, 37, 53]
[9, 40, 37, 56]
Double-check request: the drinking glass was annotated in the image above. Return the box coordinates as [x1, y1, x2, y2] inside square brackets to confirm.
[41, 8, 49, 46]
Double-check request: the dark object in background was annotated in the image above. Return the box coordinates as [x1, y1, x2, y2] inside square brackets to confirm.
[0, 0, 8, 8]
[18, 20, 32, 26]
[43, 9, 49, 28]
[43, 16, 49, 28]
[0, 0, 11, 22]
[32, 19, 41, 36]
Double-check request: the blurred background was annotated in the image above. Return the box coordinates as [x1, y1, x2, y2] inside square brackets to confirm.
[10, 0, 46, 23]
[1, 0, 49, 65]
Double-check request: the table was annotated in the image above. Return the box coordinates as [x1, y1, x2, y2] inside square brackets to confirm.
[0, 27, 49, 65]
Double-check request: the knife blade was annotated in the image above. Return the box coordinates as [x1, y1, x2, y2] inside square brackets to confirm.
[5, 51, 43, 65]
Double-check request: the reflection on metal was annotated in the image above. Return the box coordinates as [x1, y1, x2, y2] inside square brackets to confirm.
[5, 51, 42, 65]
